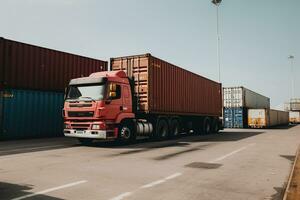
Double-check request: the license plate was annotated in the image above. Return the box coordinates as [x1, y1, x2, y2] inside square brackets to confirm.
[76, 130, 84, 134]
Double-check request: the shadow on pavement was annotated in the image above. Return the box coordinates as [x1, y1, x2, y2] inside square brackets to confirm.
[0, 138, 79, 157]
[280, 155, 296, 162]
[264, 124, 298, 130]
[87, 130, 265, 155]
[270, 186, 285, 200]
[0, 130, 265, 156]
[0, 182, 63, 200]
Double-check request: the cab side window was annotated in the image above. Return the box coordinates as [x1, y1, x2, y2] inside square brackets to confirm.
[112, 85, 121, 100]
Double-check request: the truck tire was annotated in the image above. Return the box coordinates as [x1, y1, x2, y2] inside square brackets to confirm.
[156, 119, 169, 140]
[212, 119, 219, 133]
[78, 138, 93, 145]
[118, 121, 136, 143]
[203, 118, 211, 134]
[169, 119, 180, 138]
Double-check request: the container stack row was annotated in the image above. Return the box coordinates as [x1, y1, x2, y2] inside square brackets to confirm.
[223, 86, 270, 128]
[284, 98, 300, 124]
[248, 109, 289, 128]
[0, 38, 107, 140]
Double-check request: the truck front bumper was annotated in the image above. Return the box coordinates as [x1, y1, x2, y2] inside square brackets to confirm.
[64, 129, 107, 139]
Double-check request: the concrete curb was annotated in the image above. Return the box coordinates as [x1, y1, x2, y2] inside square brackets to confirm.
[283, 145, 300, 200]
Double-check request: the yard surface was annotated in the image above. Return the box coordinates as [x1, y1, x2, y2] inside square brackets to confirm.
[0, 125, 299, 200]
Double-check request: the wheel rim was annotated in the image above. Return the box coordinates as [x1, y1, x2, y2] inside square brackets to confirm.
[173, 126, 179, 136]
[160, 126, 168, 138]
[206, 122, 210, 133]
[121, 127, 131, 139]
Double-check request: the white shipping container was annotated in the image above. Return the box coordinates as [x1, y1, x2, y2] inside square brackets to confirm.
[289, 111, 300, 124]
[290, 98, 300, 111]
[223, 86, 270, 108]
[248, 109, 289, 128]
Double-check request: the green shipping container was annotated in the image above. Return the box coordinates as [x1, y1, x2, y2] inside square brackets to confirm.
[0, 89, 64, 140]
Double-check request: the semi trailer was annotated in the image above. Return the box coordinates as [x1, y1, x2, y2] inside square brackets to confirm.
[63, 54, 223, 144]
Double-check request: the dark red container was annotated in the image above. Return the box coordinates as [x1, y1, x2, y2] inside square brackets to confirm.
[111, 54, 222, 117]
[0, 38, 107, 91]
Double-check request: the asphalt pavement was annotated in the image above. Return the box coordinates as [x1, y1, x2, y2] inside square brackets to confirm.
[0, 125, 299, 200]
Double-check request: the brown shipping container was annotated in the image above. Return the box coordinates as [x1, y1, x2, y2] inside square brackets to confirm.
[111, 54, 222, 117]
[0, 37, 108, 91]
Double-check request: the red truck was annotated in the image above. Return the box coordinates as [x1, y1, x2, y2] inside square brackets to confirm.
[63, 54, 223, 144]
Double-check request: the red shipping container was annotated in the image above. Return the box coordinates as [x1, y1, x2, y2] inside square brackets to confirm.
[0, 38, 107, 91]
[111, 54, 222, 117]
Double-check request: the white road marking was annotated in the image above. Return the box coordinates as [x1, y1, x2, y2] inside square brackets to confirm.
[141, 179, 166, 189]
[11, 180, 87, 200]
[110, 192, 133, 200]
[164, 172, 182, 180]
[110, 172, 182, 200]
[141, 172, 182, 189]
[210, 143, 256, 163]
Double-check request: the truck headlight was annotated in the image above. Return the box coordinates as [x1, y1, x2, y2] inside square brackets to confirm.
[92, 124, 100, 130]
[64, 124, 71, 129]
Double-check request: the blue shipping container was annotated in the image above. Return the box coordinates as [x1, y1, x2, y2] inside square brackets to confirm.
[224, 107, 248, 128]
[0, 89, 64, 140]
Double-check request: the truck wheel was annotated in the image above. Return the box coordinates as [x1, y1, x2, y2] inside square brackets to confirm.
[118, 121, 136, 143]
[169, 119, 180, 138]
[203, 118, 211, 134]
[78, 138, 93, 145]
[156, 119, 169, 140]
[212, 119, 219, 133]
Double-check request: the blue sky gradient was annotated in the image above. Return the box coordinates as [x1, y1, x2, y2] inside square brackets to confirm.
[0, 0, 299, 107]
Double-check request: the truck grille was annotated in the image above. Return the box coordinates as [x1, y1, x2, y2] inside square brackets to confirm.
[71, 124, 90, 130]
[68, 111, 94, 117]
[69, 104, 92, 107]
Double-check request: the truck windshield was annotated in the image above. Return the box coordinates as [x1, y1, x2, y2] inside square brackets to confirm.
[66, 84, 106, 101]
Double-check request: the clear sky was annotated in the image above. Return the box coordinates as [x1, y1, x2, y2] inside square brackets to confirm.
[0, 0, 299, 108]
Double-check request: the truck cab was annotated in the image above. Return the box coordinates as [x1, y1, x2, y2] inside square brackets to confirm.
[63, 70, 135, 144]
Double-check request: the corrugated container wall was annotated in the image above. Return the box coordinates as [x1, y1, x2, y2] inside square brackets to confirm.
[110, 54, 222, 117]
[290, 98, 300, 111]
[0, 37, 108, 91]
[290, 111, 300, 124]
[0, 89, 64, 140]
[224, 107, 248, 128]
[223, 86, 270, 109]
[274, 110, 289, 126]
[248, 109, 289, 128]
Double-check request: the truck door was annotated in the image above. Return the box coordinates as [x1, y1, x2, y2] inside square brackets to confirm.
[106, 84, 123, 120]
[122, 85, 132, 113]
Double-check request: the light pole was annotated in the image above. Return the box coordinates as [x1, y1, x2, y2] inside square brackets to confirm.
[212, 0, 222, 83]
[288, 55, 295, 99]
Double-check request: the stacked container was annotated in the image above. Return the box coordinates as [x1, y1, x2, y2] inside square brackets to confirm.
[289, 111, 300, 124]
[223, 86, 270, 128]
[284, 98, 300, 124]
[290, 99, 300, 111]
[0, 38, 107, 140]
[248, 109, 289, 128]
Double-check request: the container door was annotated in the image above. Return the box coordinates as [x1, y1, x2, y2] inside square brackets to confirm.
[224, 108, 234, 128]
[233, 108, 244, 128]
